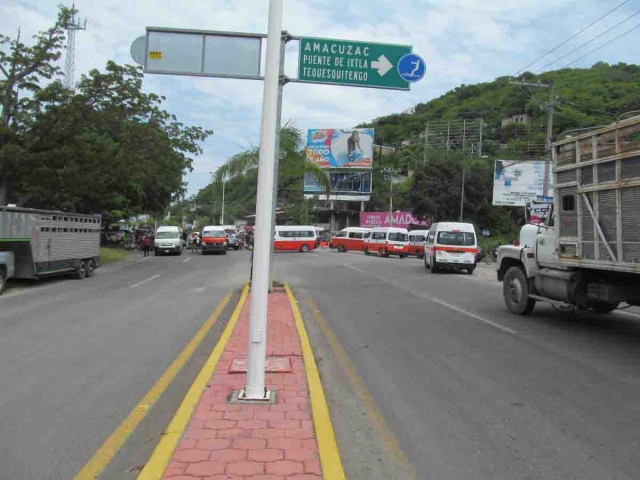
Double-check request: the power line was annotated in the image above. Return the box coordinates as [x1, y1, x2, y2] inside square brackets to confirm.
[537, 9, 640, 72]
[515, 0, 633, 74]
[561, 22, 640, 68]
[561, 99, 617, 116]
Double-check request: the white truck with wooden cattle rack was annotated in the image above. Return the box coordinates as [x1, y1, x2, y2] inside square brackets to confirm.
[497, 115, 640, 315]
[0, 206, 101, 294]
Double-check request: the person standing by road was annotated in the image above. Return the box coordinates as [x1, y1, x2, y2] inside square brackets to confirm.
[142, 234, 151, 257]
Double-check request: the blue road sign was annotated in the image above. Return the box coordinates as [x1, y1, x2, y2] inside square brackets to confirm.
[397, 53, 425, 83]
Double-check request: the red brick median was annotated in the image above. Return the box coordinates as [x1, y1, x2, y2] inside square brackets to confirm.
[161, 291, 322, 480]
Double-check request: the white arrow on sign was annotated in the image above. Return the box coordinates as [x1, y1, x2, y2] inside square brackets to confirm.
[371, 55, 393, 76]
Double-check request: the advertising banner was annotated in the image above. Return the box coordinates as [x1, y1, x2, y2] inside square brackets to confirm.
[492, 160, 553, 206]
[306, 128, 374, 169]
[529, 203, 552, 224]
[360, 211, 431, 229]
[303, 170, 372, 195]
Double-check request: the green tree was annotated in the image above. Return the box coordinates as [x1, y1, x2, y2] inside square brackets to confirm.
[0, 6, 75, 204]
[5, 61, 211, 222]
[208, 124, 329, 224]
[215, 124, 329, 193]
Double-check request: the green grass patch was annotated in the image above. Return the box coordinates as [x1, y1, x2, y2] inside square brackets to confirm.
[99, 247, 130, 264]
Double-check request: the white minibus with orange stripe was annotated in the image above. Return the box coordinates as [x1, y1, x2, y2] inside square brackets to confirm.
[274, 225, 317, 252]
[424, 222, 477, 274]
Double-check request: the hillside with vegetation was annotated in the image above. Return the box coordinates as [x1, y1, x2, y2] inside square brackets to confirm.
[357, 62, 640, 238]
[176, 63, 640, 239]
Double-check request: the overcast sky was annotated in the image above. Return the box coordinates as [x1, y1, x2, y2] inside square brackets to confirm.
[2, 0, 639, 196]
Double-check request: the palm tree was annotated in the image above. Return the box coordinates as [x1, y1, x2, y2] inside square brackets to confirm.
[214, 123, 330, 197]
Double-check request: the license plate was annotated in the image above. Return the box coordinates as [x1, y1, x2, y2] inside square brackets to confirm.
[164, 250, 170, 253]
[449, 252, 461, 256]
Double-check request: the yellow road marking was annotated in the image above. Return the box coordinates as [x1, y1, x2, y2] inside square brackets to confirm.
[73, 289, 234, 480]
[137, 283, 249, 480]
[285, 284, 346, 480]
[307, 295, 418, 480]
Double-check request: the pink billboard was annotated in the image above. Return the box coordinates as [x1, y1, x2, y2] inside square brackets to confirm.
[360, 211, 431, 229]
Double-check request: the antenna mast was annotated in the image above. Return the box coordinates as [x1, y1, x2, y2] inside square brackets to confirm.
[64, 5, 87, 90]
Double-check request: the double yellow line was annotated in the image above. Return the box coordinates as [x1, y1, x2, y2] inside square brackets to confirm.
[73, 285, 247, 480]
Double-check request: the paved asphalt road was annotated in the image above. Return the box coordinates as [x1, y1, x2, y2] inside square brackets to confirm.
[0, 249, 249, 480]
[3, 246, 640, 480]
[277, 249, 640, 480]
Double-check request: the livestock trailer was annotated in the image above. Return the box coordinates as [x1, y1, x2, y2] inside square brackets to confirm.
[0, 206, 101, 279]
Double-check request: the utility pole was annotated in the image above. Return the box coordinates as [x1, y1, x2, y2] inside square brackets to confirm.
[383, 168, 393, 227]
[508, 79, 556, 196]
[209, 171, 216, 223]
[459, 163, 465, 222]
[221, 175, 225, 225]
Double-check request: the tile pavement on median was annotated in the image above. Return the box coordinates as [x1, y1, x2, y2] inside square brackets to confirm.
[161, 291, 322, 480]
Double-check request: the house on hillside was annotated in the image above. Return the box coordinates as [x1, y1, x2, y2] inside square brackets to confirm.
[501, 114, 530, 128]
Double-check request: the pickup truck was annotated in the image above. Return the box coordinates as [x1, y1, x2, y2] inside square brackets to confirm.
[0, 251, 15, 295]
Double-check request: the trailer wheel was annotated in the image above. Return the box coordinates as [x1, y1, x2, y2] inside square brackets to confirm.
[0, 269, 6, 295]
[503, 266, 535, 315]
[76, 261, 87, 280]
[86, 259, 96, 278]
[591, 302, 619, 314]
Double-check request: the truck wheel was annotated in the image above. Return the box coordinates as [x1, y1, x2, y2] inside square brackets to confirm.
[155, 248, 160, 256]
[76, 261, 87, 280]
[424, 256, 430, 269]
[337, 245, 346, 253]
[364, 248, 370, 256]
[467, 266, 476, 275]
[0, 269, 6, 295]
[300, 244, 310, 253]
[591, 302, 619, 314]
[86, 259, 96, 278]
[503, 266, 535, 315]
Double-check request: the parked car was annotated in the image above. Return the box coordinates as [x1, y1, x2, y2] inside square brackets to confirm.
[227, 235, 241, 250]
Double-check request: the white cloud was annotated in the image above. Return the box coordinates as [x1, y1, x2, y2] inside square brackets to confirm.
[2, 0, 640, 197]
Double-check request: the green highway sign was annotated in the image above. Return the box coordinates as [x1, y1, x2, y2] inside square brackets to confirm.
[298, 37, 412, 90]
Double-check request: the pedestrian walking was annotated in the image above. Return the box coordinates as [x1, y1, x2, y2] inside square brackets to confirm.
[142, 234, 151, 257]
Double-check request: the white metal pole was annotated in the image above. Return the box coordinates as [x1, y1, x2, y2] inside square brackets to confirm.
[269, 33, 287, 293]
[243, 0, 283, 400]
[389, 179, 393, 227]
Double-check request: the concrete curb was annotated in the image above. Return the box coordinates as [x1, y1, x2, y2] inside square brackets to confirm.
[285, 283, 347, 480]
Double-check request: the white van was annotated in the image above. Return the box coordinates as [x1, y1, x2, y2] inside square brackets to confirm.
[408, 229, 429, 258]
[424, 222, 477, 274]
[363, 227, 409, 258]
[330, 227, 371, 252]
[154, 226, 183, 256]
[274, 225, 318, 252]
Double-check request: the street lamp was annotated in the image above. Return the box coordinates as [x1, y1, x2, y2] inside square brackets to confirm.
[210, 170, 226, 225]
